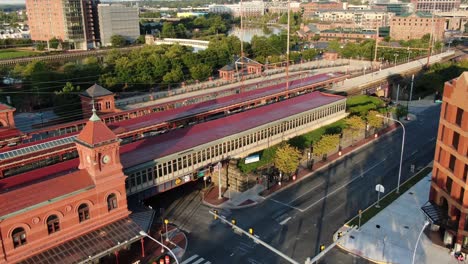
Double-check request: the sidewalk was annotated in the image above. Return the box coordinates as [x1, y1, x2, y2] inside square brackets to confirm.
[335, 174, 457, 264]
[141, 224, 188, 263]
[203, 123, 399, 209]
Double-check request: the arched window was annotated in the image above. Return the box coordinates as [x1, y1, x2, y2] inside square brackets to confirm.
[12, 227, 27, 248]
[107, 194, 118, 211]
[78, 204, 90, 222]
[47, 215, 60, 234]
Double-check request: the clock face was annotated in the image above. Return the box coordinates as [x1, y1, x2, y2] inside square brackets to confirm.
[102, 155, 111, 164]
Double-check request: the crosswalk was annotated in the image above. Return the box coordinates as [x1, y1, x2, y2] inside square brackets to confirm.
[180, 254, 211, 264]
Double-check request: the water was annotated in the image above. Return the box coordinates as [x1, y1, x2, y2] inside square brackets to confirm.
[228, 26, 283, 42]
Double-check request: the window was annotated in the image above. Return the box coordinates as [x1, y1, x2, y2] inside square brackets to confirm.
[78, 204, 90, 222]
[449, 155, 456, 172]
[47, 215, 60, 234]
[456, 107, 463, 127]
[107, 193, 118, 211]
[464, 164, 468, 182]
[106, 101, 111, 109]
[95, 103, 102, 111]
[443, 102, 448, 119]
[453, 132, 460, 150]
[446, 177, 453, 193]
[12, 228, 27, 248]
[440, 126, 445, 141]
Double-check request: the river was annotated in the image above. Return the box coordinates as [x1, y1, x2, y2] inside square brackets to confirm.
[228, 26, 283, 42]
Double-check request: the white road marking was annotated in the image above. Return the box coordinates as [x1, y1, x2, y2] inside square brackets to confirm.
[300, 157, 388, 212]
[411, 150, 418, 156]
[192, 258, 206, 264]
[181, 255, 199, 264]
[269, 198, 304, 212]
[279, 216, 292, 225]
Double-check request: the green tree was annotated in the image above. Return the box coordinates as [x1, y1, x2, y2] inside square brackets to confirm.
[367, 110, 383, 129]
[54, 82, 81, 118]
[162, 22, 177, 38]
[302, 49, 318, 61]
[345, 116, 365, 144]
[111, 35, 127, 47]
[135, 35, 146, 44]
[49, 37, 60, 49]
[190, 64, 212, 81]
[274, 143, 301, 177]
[395, 105, 408, 120]
[313, 134, 340, 160]
[36, 42, 46, 51]
[163, 66, 184, 85]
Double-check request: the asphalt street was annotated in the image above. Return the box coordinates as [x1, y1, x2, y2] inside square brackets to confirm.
[153, 104, 441, 264]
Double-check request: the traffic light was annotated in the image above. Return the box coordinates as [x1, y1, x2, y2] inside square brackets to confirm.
[231, 219, 236, 225]
[213, 209, 218, 220]
[320, 244, 325, 252]
[249, 228, 254, 235]
[337, 232, 343, 238]
[165, 255, 170, 264]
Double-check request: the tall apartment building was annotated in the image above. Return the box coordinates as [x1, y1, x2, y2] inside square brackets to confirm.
[411, 0, 461, 12]
[389, 12, 445, 41]
[426, 72, 468, 251]
[25, 0, 100, 50]
[208, 1, 265, 17]
[98, 4, 140, 46]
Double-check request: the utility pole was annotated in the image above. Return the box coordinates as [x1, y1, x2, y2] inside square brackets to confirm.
[285, 0, 291, 94]
[406, 74, 414, 120]
[373, 26, 379, 69]
[426, 2, 436, 67]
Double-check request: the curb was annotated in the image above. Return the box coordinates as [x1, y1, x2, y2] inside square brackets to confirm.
[202, 197, 260, 210]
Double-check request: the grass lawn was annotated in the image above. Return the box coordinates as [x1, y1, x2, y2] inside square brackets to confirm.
[348, 166, 432, 227]
[0, 49, 38, 60]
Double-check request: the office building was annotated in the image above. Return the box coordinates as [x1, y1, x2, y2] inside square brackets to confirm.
[25, 0, 100, 50]
[98, 4, 140, 46]
[426, 72, 468, 252]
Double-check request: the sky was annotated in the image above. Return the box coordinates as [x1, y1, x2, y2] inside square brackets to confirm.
[2, 0, 26, 4]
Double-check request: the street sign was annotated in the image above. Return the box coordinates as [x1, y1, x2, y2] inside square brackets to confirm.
[175, 178, 182, 185]
[375, 184, 385, 193]
[375, 184, 385, 208]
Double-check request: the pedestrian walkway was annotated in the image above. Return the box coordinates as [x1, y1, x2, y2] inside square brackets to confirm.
[336, 174, 457, 264]
[180, 254, 212, 264]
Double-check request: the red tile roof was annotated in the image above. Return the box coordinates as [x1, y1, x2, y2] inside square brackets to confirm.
[119, 92, 344, 168]
[76, 115, 117, 146]
[109, 73, 341, 132]
[0, 103, 13, 112]
[0, 167, 94, 219]
[0, 128, 22, 140]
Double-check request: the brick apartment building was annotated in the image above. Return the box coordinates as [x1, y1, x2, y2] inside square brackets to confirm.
[411, 0, 461, 12]
[426, 72, 468, 252]
[319, 28, 380, 43]
[26, 0, 100, 50]
[389, 12, 445, 41]
[314, 10, 393, 29]
[301, 1, 344, 18]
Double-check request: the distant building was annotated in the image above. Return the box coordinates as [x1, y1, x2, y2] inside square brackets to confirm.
[314, 10, 393, 29]
[410, 0, 461, 12]
[373, 3, 413, 16]
[301, 1, 344, 18]
[98, 4, 140, 46]
[319, 28, 380, 43]
[389, 12, 445, 41]
[425, 72, 468, 253]
[208, 1, 265, 17]
[434, 10, 468, 31]
[25, 0, 100, 50]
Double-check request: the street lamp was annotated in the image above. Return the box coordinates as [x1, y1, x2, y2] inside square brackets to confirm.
[376, 114, 405, 194]
[139, 231, 180, 264]
[407, 50, 412, 63]
[411, 221, 430, 264]
[393, 53, 399, 67]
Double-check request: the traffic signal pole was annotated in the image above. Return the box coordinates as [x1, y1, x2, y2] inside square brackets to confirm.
[304, 227, 357, 264]
[209, 210, 300, 264]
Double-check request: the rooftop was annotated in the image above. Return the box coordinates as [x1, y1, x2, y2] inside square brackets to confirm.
[80, 83, 114, 98]
[119, 91, 344, 169]
[398, 12, 433, 18]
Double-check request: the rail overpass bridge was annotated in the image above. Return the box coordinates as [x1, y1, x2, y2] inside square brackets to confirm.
[152, 38, 209, 49]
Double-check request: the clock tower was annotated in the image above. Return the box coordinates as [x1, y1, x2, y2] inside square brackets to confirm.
[75, 108, 125, 184]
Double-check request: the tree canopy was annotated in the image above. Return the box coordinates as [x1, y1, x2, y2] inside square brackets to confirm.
[274, 143, 301, 175]
[313, 134, 340, 158]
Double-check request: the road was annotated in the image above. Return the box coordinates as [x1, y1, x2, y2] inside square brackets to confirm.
[150, 103, 441, 264]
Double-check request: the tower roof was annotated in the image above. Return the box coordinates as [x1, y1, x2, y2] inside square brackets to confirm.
[76, 109, 118, 147]
[80, 84, 114, 98]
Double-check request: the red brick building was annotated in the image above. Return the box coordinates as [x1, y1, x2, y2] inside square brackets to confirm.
[301, 1, 343, 18]
[427, 72, 468, 251]
[0, 109, 142, 263]
[319, 29, 380, 43]
[80, 84, 118, 118]
[389, 12, 445, 41]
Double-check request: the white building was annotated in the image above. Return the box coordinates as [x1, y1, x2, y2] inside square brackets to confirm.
[98, 4, 140, 46]
[315, 10, 394, 28]
[209, 1, 265, 17]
